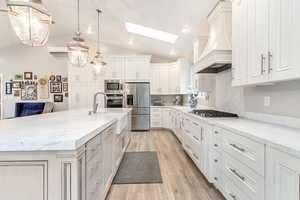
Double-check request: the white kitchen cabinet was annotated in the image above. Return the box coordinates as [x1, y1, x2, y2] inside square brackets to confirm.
[232, 0, 248, 86]
[124, 56, 151, 81]
[233, 0, 300, 85]
[151, 107, 162, 128]
[269, 0, 300, 82]
[266, 147, 300, 200]
[104, 56, 125, 80]
[151, 59, 191, 95]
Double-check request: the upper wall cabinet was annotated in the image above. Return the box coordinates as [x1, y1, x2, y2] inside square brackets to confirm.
[104, 55, 151, 81]
[232, 0, 300, 86]
[150, 59, 191, 95]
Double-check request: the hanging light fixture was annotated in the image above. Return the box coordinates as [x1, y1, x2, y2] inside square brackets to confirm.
[90, 9, 106, 74]
[67, 0, 89, 67]
[5, 0, 52, 47]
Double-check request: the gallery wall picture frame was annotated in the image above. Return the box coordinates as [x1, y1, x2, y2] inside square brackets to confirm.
[12, 81, 22, 89]
[49, 75, 55, 82]
[5, 82, 12, 95]
[64, 92, 69, 98]
[34, 75, 38, 80]
[15, 74, 23, 80]
[54, 94, 63, 102]
[50, 82, 62, 93]
[21, 84, 37, 100]
[13, 90, 20, 97]
[62, 77, 68, 82]
[63, 83, 68, 92]
[24, 72, 33, 80]
[56, 75, 62, 82]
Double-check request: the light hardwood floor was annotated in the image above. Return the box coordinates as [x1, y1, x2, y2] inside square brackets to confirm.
[106, 129, 225, 200]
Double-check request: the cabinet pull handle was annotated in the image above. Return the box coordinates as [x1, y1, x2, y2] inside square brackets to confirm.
[214, 144, 218, 147]
[214, 177, 218, 181]
[193, 153, 199, 160]
[193, 136, 200, 141]
[230, 143, 245, 153]
[201, 128, 204, 141]
[261, 54, 266, 74]
[193, 122, 199, 126]
[229, 168, 245, 181]
[268, 51, 273, 74]
[214, 131, 219, 134]
[229, 193, 237, 200]
[186, 130, 191, 134]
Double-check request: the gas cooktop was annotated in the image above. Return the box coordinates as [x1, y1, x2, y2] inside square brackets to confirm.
[190, 109, 238, 118]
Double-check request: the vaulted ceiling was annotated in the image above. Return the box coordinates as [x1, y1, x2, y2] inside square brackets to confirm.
[0, 0, 218, 61]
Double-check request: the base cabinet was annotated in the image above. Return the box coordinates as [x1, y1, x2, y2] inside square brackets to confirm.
[266, 147, 300, 200]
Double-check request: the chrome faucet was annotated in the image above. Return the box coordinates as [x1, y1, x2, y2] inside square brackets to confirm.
[92, 92, 107, 114]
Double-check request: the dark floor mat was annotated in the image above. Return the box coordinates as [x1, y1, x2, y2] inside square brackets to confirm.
[112, 151, 163, 184]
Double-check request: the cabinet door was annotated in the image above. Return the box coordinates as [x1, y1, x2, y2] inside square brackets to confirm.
[269, 0, 300, 82]
[160, 68, 169, 94]
[168, 65, 179, 94]
[105, 57, 124, 80]
[266, 147, 300, 200]
[150, 67, 161, 94]
[247, 0, 269, 84]
[232, 0, 248, 86]
[103, 129, 113, 188]
[125, 57, 151, 81]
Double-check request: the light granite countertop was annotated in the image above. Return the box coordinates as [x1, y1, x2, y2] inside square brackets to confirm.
[0, 108, 131, 152]
[152, 105, 300, 158]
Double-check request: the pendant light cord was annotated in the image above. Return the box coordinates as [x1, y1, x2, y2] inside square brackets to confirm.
[77, 0, 80, 34]
[96, 9, 101, 53]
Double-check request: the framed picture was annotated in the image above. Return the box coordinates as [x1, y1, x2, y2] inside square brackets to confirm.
[54, 94, 63, 102]
[34, 75, 38, 80]
[21, 84, 37, 100]
[50, 82, 62, 93]
[64, 92, 69, 98]
[5, 82, 12, 95]
[15, 74, 23, 80]
[24, 72, 33, 80]
[56, 75, 62, 82]
[49, 75, 55, 82]
[63, 83, 68, 92]
[12, 81, 22, 89]
[62, 77, 68, 82]
[13, 90, 21, 97]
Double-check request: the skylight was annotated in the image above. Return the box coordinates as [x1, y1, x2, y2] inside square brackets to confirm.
[125, 22, 178, 44]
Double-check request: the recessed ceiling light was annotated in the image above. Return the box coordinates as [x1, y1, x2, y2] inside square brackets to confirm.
[170, 49, 176, 56]
[87, 25, 93, 34]
[181, 26, 191, 34]
[125, 22, 178, 44]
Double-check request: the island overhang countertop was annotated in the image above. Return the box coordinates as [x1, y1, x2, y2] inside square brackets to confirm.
[0, 108, 131, 152]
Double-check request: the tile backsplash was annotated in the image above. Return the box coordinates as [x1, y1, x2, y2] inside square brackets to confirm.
[151, 95, 190, 106]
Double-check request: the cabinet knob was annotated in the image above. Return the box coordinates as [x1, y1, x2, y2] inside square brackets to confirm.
[214, 177, 218, 181]
[214, 144, 218, 147]
[214, 159, 218, 163]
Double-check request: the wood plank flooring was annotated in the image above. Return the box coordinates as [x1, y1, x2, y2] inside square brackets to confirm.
[106, 129, 225, 200]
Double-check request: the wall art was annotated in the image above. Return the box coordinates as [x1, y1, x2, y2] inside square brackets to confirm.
[34, 75, 38, 80]
[50, 82, 62, 93]
[14, 74, 23, 80]
[24, 72, 33, 80]
[63, 83, 68, 92]
[13, 90, 20, 97]
[12, 81, 22, 89]
[64, 92, 69, 98]
[38, 78, 49, 99]
[56, 75, 62, 82]
[54, 94, 63, 102]
[5, 82, 12, 95]
[49, 75, 55, 81]
[62, 77, 68, 82]
[21, 84, 37, 100]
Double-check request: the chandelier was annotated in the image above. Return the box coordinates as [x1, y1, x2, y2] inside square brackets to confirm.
[67, 0, 89, 67]
[6, 0, 52, 47]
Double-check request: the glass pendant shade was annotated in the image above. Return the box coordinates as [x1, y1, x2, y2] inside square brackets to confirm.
[67, 35, 89, 67]
[91, 52, 106, 74]
[6, 0, 52, 47]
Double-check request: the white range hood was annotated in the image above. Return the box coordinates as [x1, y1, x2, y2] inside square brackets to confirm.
[194, 1, 232, 73]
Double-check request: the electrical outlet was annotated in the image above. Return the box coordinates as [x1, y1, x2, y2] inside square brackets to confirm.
[264, 96, 271, 107]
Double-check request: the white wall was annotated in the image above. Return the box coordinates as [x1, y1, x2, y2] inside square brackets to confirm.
[0, 45, 68, 118]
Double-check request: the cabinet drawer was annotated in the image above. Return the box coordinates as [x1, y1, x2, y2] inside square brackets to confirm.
[151, 121, 161, 127]
[223, 175, 253, 200]
[223, 154, 264, 200]
[151, 113, 161, 119]
[223, 130, 265, 176]
[151, 108, 161, 113]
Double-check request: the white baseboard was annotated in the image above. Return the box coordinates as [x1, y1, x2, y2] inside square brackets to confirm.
[245, 112, 300, 129]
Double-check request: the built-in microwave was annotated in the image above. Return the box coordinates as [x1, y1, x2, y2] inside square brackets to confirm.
[105, 80, 123, 94]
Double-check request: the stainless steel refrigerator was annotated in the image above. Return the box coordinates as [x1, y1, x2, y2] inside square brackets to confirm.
[124, 82, 150, 131]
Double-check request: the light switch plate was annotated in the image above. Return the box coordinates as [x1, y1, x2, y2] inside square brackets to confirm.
[264, 96, 271, 107]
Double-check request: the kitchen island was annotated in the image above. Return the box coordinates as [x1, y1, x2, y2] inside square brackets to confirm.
[0, 108, 131, 200]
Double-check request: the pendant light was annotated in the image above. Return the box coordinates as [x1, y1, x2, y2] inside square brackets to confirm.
[67, 0, 89, 67]
[90, 9, 106, 74]
[5, 0, 52, 47]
